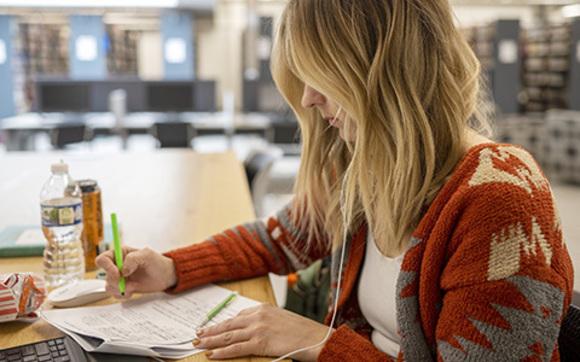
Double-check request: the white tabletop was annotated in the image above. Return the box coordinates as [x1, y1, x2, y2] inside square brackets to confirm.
[0, 150, 255, 251]
[1, 112, 272, 132]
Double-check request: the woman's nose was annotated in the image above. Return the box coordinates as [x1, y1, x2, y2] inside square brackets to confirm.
[301, 85, 326, 108]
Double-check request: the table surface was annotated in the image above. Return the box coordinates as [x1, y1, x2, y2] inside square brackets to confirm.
[0, 150, 280, 362]
[0, 112, 271, 132]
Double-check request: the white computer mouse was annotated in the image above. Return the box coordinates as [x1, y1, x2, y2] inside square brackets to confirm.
[48, 279, 109, 308]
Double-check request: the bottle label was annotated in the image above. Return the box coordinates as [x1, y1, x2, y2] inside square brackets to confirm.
[41, 201, 83, 227]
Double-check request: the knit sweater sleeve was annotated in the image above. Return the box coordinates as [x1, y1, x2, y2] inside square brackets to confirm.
[318, 326, 395, 361]
[434, 169, 574, 361]
[163, 200, 329, 293]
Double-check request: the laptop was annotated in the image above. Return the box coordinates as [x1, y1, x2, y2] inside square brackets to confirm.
[0, 336, 154, 362]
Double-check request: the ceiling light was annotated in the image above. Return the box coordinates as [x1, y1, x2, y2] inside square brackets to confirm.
[562, 4, 580, 18]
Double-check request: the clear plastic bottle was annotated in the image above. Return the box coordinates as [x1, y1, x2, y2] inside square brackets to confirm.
[40, 161, 85, 290]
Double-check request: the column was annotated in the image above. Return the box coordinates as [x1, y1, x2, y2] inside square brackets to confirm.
[568, 18, 580, 111]
[493, 19, 521, 114]
[69, 15, 107, 79]
[161, 10, 195, 80]
[0, 15, 15, 118]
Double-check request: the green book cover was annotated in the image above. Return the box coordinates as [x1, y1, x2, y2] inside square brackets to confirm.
[0, 225, 113, 258]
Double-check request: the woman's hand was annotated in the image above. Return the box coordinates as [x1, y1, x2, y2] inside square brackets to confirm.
[194, 304, 332, 361]
[95, 246, 177, 298]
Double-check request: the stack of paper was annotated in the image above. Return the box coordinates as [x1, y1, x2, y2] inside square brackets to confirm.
[41, 284, 261, 359]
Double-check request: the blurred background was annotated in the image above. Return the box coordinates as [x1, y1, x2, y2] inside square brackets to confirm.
[0, 2, 579, 306]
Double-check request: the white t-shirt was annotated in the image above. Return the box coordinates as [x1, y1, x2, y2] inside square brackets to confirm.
[357, 232, 404, 357]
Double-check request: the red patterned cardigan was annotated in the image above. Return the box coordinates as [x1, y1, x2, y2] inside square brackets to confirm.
[164, 144, 574, 361]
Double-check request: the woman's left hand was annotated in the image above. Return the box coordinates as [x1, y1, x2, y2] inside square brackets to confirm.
[194, 304, 332, 361]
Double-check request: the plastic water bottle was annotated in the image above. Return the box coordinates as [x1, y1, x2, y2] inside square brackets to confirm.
[40, 161, 85, 290]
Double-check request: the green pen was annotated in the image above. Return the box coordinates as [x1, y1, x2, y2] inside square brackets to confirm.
[111, 213, 126, 296]
[198, 293, 238, 329]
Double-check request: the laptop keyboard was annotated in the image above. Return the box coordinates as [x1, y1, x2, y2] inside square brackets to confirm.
[0, 337, 71, 362]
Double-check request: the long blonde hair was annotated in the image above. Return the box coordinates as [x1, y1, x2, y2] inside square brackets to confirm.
[271, 0, 491, 255]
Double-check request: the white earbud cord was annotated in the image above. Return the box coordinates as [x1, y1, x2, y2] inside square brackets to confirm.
[272, 113, 351, 361]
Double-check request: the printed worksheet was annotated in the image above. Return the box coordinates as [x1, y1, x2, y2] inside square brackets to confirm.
[41, 284, 260, 347]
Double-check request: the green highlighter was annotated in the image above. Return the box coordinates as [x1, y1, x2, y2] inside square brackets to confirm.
[110, 213, 126, 296]
[198, 293, 237, 329]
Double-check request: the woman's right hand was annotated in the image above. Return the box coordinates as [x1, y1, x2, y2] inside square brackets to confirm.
[95, 246, 177, 298]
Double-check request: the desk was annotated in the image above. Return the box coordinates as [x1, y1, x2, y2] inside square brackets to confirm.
[0, 113, 273, 151]
[0, 151, 280, 362]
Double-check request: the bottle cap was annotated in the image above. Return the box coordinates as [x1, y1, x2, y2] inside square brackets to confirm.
[51, 161, 68, 174]
[78, 179, 98, 193]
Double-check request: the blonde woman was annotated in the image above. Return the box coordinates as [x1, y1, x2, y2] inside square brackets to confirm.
[97, 0, 574, 360]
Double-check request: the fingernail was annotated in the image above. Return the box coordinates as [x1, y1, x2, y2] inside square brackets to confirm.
[197, 328, 205, 336]
[205, 350, 213, 358]
[192, 338, 200, 346]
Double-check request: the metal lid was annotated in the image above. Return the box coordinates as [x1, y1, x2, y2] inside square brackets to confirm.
[51, 161, 68, 174]
[77, 179, 98, 193]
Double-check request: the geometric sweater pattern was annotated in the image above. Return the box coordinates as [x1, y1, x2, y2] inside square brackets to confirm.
[164, 144, 574, 361]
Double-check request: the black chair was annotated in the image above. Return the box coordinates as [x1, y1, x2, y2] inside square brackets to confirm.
[151, 122, 195, 148]
[244, 150, 281, 216]
[559, 304, 580, 361]
[244, 151, 278, 190]
[50, 124, 90, 150]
